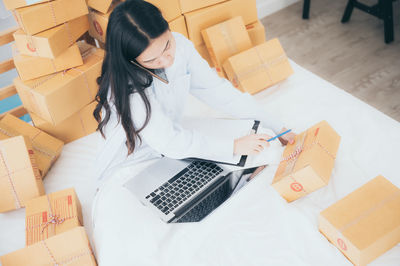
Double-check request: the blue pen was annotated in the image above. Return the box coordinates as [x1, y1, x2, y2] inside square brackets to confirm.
[267, 129, 292, 142]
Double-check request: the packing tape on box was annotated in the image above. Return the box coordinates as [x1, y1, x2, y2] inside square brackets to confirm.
[13, 44, 58, 73]
[219, 23, 239, 55]
[0, 144, 23, 209]
[335, 190, 400, 252]
[41, 239, 93, 265]
[0, 123, 58, 164]
[232, 50, 287, 88]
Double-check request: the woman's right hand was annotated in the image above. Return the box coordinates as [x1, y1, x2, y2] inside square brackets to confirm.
[233, 134, 272, 155]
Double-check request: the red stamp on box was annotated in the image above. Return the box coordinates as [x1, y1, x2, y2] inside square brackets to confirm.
[93, 20, 103, 36]
[337, 238, 347, 251]
[290, 182, 303, 192]
[27, 43, 36, 52]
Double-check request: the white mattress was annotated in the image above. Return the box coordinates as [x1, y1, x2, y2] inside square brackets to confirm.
[1, 60, 399, 265]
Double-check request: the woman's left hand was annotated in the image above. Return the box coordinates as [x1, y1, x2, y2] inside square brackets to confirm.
[278, 127, 296, 145]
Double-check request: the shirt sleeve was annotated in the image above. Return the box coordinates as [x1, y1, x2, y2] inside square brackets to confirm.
[130, 91, 235, 159]
[184, 36, 285, 134]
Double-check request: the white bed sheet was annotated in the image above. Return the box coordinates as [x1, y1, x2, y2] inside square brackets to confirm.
[1, 60, 399, 266]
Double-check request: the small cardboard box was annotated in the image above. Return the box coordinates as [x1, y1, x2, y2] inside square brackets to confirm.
[195, 43, 213, 67]
[2, 0, 47, 10]
[13, 15, 89, 59]
[88, 7, 112, 44]
[0, 114, 64, 178]
[202, 16, 252, 78]
[87, 0, 115, 14]
[246, 20, 266, 46]
[146, 0, 181, 22]
[25, 188, 83, 245]
[14, 46, 104, 125]
[13, 43, 83, 81]
[179, 0, 228, 13]
[223, 38, 293, 94]
[0, 226, 97, 265]
[0, 136, 44, 213]
[31, 102, 99, 144]
[184, 0, 258, 46]
[169, 15, 188, 39]
[13, 0, 88, 35]
[319, 175, 400, 266]
[271, 120, 341, 202]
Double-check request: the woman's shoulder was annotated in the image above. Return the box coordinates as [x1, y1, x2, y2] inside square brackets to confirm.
[172, 32, 195, 52]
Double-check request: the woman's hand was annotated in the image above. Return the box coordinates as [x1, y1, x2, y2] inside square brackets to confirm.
[234, 134, 272, 155]
[278, 127, 296, 145]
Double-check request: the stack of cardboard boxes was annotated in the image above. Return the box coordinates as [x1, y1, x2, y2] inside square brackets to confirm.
[5, 0, 102, 144]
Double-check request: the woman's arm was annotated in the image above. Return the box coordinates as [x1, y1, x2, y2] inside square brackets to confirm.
[130, 91, 235, 159]
[185, 37, 285, 134]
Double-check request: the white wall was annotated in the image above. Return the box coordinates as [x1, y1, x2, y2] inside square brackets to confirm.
[256, 0, 300, 19]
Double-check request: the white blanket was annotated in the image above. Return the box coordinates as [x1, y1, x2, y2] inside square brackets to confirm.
[1, 60, 399, 266]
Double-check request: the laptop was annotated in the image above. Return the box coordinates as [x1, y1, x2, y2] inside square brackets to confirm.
[124, 157, 265, 223]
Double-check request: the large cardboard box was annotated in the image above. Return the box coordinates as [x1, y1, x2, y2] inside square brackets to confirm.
[319, 176, 400, 266]
[2, 0, 47, 10]
[14, 46, 104, 125]
[146, 0, 181, 22]
[223, 38, 293, 94]
[202, 16, 252, 78]
[195, 43, 213, 67]
[179, 0, 228, 13]
[13, 15, 89, 59]
[0, 227, 97, 265]
[13, 43, 83, 81]
[0, 136, 44, 213]
[184, 0, 258, 46]
[0, 114, 64, 178]
[31, 102, 99, 144]
[246, 20, 266, 46]
[88, 8, 112, 44]
[13, 0, 88, 35]
[169, 15, 188, 39]
[271, 120, 341, 202]
[25, 188, 83, 245]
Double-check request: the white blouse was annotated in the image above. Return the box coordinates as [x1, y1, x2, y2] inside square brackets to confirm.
[93, 32, 283, 181]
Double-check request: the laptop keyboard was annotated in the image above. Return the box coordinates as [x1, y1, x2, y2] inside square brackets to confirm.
[145, 161, 224, 215]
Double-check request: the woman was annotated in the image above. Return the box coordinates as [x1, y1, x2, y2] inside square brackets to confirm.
[93, 0, 295, 181]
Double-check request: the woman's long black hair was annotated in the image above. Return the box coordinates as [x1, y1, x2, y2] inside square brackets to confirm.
[94, 0, 169, 155]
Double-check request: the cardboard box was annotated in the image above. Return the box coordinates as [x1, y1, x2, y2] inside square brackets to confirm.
[202, 16, 252, 78]
[195, 43, 213, 67]
[169, 15, 188, 39]
[13, 0, 88, 35]
[319, 176, 400, 266]
[271, 120, 341, 202]
[0, 114, 64, 177]
[87, 0, 115, 14]
[246, 20, 266, 46]
[0, 136, 44, 213]
[0, 226, 97, 265]
[88, 8, 111, 44]
[2, 0, 47, 10]
[223, 38, 294, 94]
[14, 46, 104, 125]
[25, 188, 83, 245]
[13, 15, 89, 59]
[179, 0, 228, 13]
[13, 43, 83, 81]
[31, 102, 98, 144]
[184, 0, 258, 45]
[146, 0, 181, 22]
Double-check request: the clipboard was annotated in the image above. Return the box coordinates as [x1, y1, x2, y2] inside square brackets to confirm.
[183, 119, 260, 167]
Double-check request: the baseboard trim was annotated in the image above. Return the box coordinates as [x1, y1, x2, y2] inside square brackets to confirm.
[257, 0, 300, 19]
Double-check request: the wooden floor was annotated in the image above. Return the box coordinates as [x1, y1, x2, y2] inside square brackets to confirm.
[261, 0, 400, 122]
